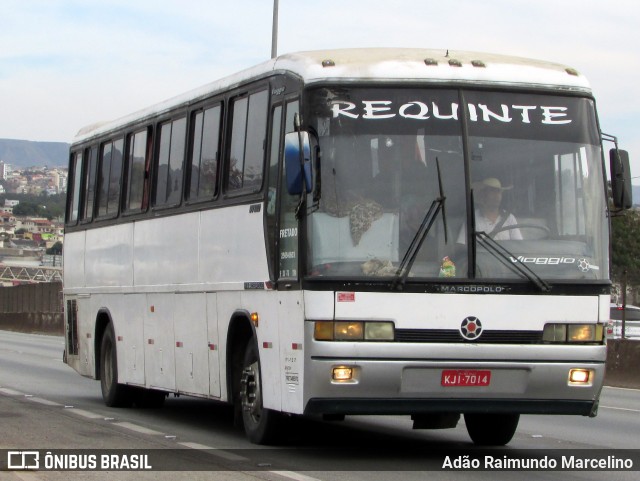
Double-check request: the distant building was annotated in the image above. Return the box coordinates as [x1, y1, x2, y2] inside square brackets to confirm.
[0, 161, 9, 180]
[0, 210, 16, 224]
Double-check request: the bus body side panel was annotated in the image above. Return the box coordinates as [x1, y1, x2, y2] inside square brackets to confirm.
[63, 231, 86, 289]
[277, 291, 306, 414]
[120, 293, 146, 386]
[199, 205, 270, 284]
[206, 292, 221, 398]
[173, 293, 210, 396]
[64, 294, 94, 378]
[215, 290, 242, 404]
[144, 293, 176, 391]
[85, 224, 133, 287]
[133, 214, 199, 287]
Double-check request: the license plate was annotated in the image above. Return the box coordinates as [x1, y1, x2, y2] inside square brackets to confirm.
[441, 369, 491, 387]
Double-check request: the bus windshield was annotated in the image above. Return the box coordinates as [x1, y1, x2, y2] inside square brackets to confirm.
[304, 87, 608, 283]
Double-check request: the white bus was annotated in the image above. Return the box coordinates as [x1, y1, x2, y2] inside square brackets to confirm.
[64, 48, 632, 446]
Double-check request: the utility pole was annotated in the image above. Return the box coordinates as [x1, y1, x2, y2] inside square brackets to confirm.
[271, 0, 279, 58]
[621, 269, 628, 339]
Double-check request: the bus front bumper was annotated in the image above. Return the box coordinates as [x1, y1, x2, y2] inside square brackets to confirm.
[303, 339, 605, 418]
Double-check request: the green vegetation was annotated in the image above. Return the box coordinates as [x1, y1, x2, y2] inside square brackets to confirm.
[0, 193, 66, 220]
[46, 241, 63, 255]
[611, 209, 640, 289]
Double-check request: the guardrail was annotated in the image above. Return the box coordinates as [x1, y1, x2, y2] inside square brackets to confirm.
[0, 264, 63, 283]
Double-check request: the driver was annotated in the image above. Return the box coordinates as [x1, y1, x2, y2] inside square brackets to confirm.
[457, 177, 522, 243]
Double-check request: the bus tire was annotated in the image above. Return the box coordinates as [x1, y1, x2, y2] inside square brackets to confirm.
[240, 340, 283, 444]
[99, 324, 133, 408]
[464, 413, 519, 446]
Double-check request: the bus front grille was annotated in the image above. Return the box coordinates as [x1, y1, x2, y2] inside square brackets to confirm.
[394, 329, 543, 344]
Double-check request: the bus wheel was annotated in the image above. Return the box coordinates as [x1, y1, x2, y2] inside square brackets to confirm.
[100, 324, 132, 407]
[240, 340, 283, 444]
[464, 413, 519, 446]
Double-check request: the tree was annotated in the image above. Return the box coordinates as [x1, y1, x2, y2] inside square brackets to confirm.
[611, 209, 640, 301]
[46, 241, 63, 255]
[0, 193, 66, 220]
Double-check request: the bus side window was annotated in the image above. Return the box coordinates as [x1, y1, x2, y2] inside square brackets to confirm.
[67, 151, 83, 225]
[96, 139, 123, 218]
[81, 147, 97, 222]
[189, 104, 221, 201]
[126, 128, 150, 212]
[227, 89, 268, 193]
[155, 118, 186, 207]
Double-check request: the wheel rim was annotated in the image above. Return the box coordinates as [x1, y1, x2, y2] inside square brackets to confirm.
[240, 360, 262, 424]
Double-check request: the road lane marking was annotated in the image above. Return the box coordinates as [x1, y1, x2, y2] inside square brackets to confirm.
[68, 408, 103, 419]
[112, 421, 164, 435]
[605, 386, 640, 392]
[600, 404, 640, 413]
[178, 442, 248, 461]
[26, 397, 61, 406]
[271, 471, 323, 481]
[0, 388, 23, 395]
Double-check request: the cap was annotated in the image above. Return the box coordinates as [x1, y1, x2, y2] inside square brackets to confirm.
[473, 177, 512, 191]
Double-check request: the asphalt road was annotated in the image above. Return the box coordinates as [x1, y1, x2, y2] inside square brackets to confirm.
[0, 330, 639, 481]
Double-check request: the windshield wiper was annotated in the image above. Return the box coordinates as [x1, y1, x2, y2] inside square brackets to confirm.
[475, 232, 551, 292]
[392, 158, 447, 291]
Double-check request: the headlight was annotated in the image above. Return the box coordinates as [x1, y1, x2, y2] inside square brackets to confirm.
[314, 321, 395, 341]
[543, 323, 604, 343]
[335, 321, 364, 340]
[364, 322, 395, 340]
[542, 324, 566, 342]
[568, 324, 596, 342]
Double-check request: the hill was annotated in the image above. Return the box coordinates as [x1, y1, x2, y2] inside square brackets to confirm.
[0, 139, 70, 168]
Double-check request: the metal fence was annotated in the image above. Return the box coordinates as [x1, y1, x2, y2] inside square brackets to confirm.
[0, 282, 63, 334]
[0, 282, 62, 313]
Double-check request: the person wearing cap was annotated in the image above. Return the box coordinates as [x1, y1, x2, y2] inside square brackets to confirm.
[457, 177, 523, 243]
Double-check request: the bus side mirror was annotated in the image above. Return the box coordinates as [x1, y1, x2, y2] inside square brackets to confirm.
[284, 131, 312, 195]
[610, 148, 633, 210]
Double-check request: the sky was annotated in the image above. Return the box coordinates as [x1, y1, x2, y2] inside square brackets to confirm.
[1, 0, 638, 181]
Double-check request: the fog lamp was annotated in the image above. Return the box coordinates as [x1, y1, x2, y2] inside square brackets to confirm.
[568, 368, 593, 385]
[332, 366, 353, 381]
